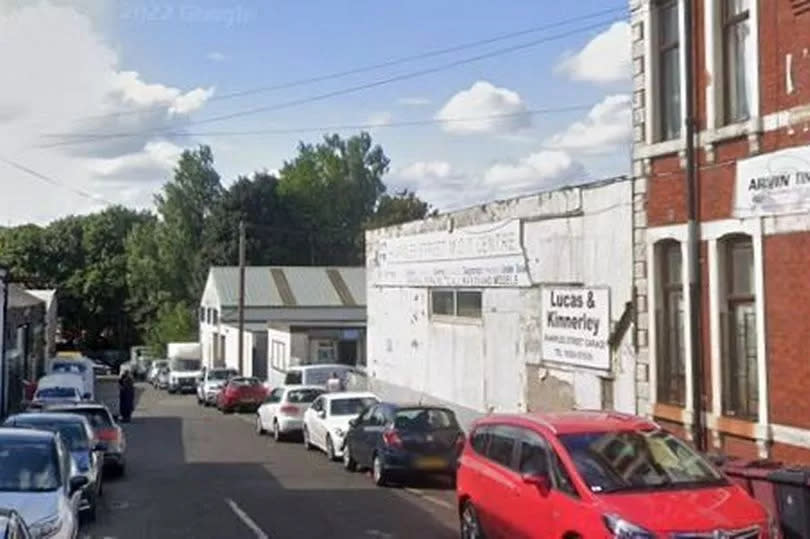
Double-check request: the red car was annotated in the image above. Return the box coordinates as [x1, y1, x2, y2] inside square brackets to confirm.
[456, 411, 777, 539]
[217, 377, 267, 414]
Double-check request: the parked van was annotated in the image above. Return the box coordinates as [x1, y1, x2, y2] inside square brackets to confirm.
[282, 364, 356, 388]
[47, 357, 95, 400]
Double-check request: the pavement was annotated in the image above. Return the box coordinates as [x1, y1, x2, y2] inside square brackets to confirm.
[81, 384, 459, 539]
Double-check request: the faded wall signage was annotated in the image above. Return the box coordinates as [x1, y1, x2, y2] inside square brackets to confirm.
[735, 144, 810, 217]
[541, 286, 610, 370]
[372, 220, 531, 287]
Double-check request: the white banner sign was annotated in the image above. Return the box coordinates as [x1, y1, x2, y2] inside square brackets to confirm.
[735, 144, 810, 217]
[541, 287, 610, 370]
[372, 220, 531, 287]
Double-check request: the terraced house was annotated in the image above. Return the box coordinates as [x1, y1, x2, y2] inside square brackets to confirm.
[630, 0, 810, 462]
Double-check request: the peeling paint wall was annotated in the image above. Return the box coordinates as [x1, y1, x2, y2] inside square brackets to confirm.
[366, 178, 636, 425]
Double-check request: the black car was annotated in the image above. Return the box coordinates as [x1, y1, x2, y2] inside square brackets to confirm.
[0, 508, 32, 539]
[342, 402, 465, 486]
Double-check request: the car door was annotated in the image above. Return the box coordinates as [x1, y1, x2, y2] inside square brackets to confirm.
[261, 388, 284, 429]
[305, 397, 325, 449]
[346, 405, 374, 465]
[511, 428, 557, 539]
[353, 404, 381, 467]
[475, 425, 523, 539]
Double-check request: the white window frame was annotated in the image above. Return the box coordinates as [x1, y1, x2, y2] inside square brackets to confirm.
[704, 0, 760, 133]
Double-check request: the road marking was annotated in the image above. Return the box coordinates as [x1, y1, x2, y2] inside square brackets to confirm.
[403, 487, 455, 510]
[225, 498, 270, 539]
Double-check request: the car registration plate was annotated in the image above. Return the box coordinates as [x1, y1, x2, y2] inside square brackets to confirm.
[415, 457, 447, 470]
[241, 397, 256, 403]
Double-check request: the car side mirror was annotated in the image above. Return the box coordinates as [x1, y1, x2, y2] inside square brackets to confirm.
[69, 475, 89, 494]
[348, 418, 358, 427]
[522, 473, 551, 496]
[94, 441, 108, 452]
[83, 393, 91, 400]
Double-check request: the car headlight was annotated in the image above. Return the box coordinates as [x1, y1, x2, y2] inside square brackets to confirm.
[603, 514, 654, 538]
[32, 514, 63, 538]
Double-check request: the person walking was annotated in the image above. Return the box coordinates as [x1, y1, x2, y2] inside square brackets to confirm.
[119, 369, 135, 423]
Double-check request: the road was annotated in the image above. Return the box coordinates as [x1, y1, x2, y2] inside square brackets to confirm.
[82, 385, 459, 539]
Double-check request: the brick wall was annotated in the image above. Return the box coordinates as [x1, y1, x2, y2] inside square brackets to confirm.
[759, 1, 810, 115]
[772, 442, 810, 465]
[765, 232, 810, 430]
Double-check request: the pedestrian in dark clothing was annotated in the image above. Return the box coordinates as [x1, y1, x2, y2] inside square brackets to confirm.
[119, 370, 135, 423]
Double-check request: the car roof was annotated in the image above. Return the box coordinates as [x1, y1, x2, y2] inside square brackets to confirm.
[473, 410, 658, 435]
[289, 364, 353, 371]
[321, 391, 378, 401]
[0, 427, 58, 441]
[44, 402, 110, 412]
[7, 412, 88, 424]
[280, 384, 325, 391]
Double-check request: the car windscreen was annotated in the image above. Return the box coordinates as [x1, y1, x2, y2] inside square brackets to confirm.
[558, 430, 725, 494]
[52, 362, 87, 374]
[284, 371, 303, 385]
[287, 389, 323, 403]
[36, 387, 78, 399]
[170, 359, 200, 371]
[393, 408, 459, 431]
[65, 408, 113, 429]
[0, 440, 60, 492]
[209, 370, 236, 381]
[330, 397, 378, 416]
[12, 421, 89, 451]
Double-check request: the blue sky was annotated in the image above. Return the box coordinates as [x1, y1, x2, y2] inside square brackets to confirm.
[0, 0, 632, 224]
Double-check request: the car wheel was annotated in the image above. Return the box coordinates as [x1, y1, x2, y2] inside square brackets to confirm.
[256, 416, 265, 435]
[460, 501, 485, 539]
[303, 426, 313, 450]
[273, 420, 283, 442]
[326, 435, 337, 461]
[343, 443, 357, 472]
[372, 454, 387, 487]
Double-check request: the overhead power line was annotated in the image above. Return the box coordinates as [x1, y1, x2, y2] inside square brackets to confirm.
[43, 17, 622, 146]
[0, 156, 116, 206]
[40, 104, 596, 149]
[73, 5, 626, 123]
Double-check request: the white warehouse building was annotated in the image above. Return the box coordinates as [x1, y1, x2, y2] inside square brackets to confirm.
[365, 176, 638, 428]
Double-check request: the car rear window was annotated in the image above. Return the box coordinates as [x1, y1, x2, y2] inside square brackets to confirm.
[330, 397, 377, 416]
[284, 371, 303, 385]
[36, 387, 78, 399]
[394, 408, 458, 431]
[287, 389, 323, 403]
[305, 369, 333, 386]
[61, 408, 113, 429]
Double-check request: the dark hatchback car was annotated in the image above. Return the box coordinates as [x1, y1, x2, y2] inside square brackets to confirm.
[342, 403, 465, 486]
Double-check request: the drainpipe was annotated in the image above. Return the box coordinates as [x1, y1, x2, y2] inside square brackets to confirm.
[683, 0, 705, 452]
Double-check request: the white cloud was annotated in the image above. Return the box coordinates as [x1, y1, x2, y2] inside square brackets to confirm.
[207, 51, 227, 62]
[435, 81, 531, 134]
[483, 150, 585, 194]
[397, 97, 431, 106]
[545, 94, 632, 153]
[366, 111, 393, 128]
[398, 161, 454, 181]
[557, 22, 631, 84]
[0, 2, 213, 224]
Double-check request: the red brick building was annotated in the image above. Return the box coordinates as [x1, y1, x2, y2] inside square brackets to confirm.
[630, 0, 810, 462]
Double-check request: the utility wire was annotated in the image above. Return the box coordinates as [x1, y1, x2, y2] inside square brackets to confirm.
[43, 17, 621, 146]
[0, 156, 115, 206]
[39, 105, 596, 149]
[72, 6, 626, 123]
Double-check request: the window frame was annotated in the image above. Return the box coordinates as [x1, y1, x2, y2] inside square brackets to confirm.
[430, 289, 483, 320]
[656, 0, 682, 141]
[721, 235, 758, 421]
[655, 240, 686, 406]
[721, 0, 752, 124]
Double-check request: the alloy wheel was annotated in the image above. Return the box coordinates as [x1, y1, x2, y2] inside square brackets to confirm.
[372, 455, 386, 486]
[326, 435, 335, 461]
[273, 420, 281, 441]
[461, 502, 483, 539]
[256, 416, 264, 435]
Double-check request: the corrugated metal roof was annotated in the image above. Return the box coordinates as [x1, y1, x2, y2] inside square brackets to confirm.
[209, 266, 365, 307]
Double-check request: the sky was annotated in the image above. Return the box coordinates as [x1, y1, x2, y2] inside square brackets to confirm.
[0, 0, 632, 225]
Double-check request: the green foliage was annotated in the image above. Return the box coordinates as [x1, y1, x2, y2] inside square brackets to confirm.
[145, 301, 198, 357]
[367, 189, 436, 229]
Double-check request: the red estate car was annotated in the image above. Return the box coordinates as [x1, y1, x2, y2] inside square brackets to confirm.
[217, 377, 267, 414]
[457, 411, 776, 539]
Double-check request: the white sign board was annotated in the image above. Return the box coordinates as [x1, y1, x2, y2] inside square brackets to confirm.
[373, 220, 531, 287]
[541, 287, 610, 370]
[735, 144, 810, 217]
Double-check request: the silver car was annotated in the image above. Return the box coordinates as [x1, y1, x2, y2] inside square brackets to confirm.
[0, 508, 32, 539]
[0, 428, 87, 539]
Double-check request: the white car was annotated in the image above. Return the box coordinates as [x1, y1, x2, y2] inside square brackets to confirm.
[197, 367, 238, 406]
[256, 385, 325, 441]
[0, 428, 87, 539]
[302, 392, 379, 460]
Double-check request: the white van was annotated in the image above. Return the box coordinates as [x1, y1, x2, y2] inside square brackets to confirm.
[281, 364, 356, 389]
[34, 373, 85, 404]
[47, 357, 95, 400]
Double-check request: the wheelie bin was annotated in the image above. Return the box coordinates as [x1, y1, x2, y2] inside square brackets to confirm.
[769, 468, 810, 539]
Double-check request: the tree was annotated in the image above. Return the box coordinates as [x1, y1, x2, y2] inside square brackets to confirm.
[366, 189, 436, 229]
[277, 132, 390, 264]
[153, 145, 223, 303]
[145, 301, 198, 356]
